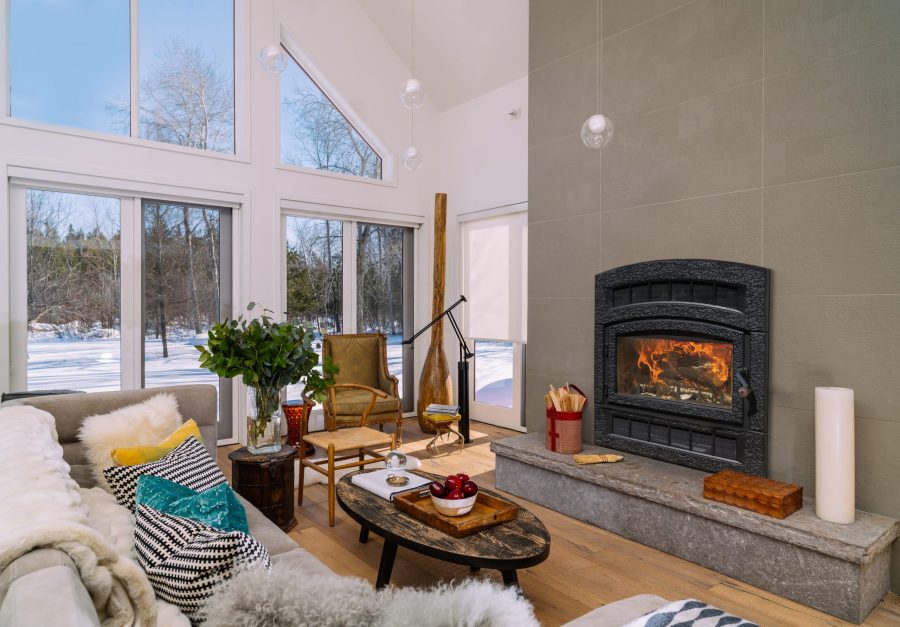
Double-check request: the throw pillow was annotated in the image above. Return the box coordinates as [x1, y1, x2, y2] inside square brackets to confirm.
[111, 419, 203, 466]
[78, 393, 183, 490]
[135, 475, 249, 534]
[104, 436, 226, 512]
[135, 504, 270, 624]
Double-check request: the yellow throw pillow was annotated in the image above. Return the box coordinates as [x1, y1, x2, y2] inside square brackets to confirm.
[111, 419, 203, 466]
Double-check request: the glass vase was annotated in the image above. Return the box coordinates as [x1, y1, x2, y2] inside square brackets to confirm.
[247, 386, 283, 454]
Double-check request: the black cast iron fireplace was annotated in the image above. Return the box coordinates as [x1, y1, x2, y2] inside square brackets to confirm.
[594, 259, 770, 475]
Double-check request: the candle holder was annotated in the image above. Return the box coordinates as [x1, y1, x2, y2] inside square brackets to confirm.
[282, 400, 316, 457]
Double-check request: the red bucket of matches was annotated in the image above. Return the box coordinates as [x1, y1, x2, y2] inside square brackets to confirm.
[545, 384, 586, 454]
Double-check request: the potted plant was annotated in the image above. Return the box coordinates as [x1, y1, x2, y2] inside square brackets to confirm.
[197, 303, 337, 454]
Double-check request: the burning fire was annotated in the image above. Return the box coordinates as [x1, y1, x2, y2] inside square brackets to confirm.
[633, 338, 732, 386]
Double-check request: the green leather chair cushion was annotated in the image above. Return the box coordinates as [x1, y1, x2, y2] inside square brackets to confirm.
[332, 388, 400, 416]
[328, 337, 380, 389]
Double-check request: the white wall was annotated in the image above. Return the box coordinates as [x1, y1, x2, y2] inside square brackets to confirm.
[437, 76, 528, 396]
[0, 0, 440, 424]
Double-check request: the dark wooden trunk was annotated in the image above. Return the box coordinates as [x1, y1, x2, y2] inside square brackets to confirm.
[229, 446, 297, 531]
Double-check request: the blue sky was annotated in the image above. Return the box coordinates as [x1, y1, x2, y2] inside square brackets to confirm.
[10, 0, 233, 135]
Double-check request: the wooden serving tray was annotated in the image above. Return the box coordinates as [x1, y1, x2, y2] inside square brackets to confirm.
[704, 468, 803, 519]
[393, 489, 519, 538]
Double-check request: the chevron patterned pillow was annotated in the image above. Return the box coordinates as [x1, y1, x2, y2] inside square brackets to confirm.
[104, 436, 226, 512]
[135, 504, 270, 623]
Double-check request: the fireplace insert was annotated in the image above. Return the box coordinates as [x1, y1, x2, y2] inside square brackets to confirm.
[595, 259, 769, 475]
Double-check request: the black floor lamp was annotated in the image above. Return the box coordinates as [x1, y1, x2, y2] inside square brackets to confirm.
[402, 295, 474, 443]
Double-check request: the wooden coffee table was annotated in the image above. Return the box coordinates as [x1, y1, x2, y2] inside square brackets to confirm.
[336, 470, 550, 591]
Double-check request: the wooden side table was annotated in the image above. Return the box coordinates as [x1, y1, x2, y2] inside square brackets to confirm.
[228, 445, 297, 531]
[423, 413, 464, 455]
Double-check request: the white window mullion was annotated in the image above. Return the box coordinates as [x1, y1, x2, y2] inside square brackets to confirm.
[344, 221, 356, 334]
[0, 1, 9, 118]
[129, 0, 140, 138]
[8, 186, 27, 391]
[120, 196, 142, 389]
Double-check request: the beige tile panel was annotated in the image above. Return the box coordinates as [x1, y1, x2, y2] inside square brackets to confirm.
[763, 166, 900, 296]
[601, 0, 694, 40]
[763, 39, 900, 186]
[600, 190, 762, 271]
[764, 0, 900, 77]
[602, 0, 763, 119]
[529, 134, 603, 222]
[528, 213, 602, 298]
[767, 405, 816, 491]
[529, 44, 598, 148]
[769, 295, 900, 420]
[530, 0, 597, 70]
[601, 81, 763, 212]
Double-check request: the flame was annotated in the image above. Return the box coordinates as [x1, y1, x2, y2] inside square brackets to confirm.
[633, 338, 732, 386]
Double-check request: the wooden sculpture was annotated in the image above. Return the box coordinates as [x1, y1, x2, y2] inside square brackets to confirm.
[417, 193, 453, 433]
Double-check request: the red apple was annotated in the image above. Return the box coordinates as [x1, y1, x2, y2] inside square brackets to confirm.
[429, 481, 447, 498]
[462, 481, 478, 497]
[446, 488, 464, 500]
[456, 473, 470, 482]
[445, 476, 461, 491]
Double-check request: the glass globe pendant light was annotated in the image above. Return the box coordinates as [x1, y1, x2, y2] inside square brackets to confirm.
[402, 145, 423, 171]
[581, 113, 614, 149]
[581, 2, 613, 150]
[400, 78, 425, 110]
[259, 44, 287, 74]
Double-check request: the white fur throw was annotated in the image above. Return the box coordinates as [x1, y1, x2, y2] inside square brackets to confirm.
[0, 405, 188, 627]
[79, 393, 183, 490]
[204, 562, 540, 627]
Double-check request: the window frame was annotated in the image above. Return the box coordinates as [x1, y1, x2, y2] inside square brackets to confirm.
[0, 0, 249, 162]
[276, 30, 396, 186]
[7, 172, 245, 445]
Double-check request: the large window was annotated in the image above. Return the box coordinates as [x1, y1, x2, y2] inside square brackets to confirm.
[14, 185, 234, 440]
[7, 0, 235, 154]
[283, 214, 412, 409]
[9, 0, 130, 135]
[280, 49, 382, 179]
[25, 190, 122, 392]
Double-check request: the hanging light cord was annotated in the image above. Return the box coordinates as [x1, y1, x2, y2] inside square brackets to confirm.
[410, 0, 416, 145]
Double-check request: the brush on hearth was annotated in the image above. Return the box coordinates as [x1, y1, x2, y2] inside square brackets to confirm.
[573, 453, 623, 464]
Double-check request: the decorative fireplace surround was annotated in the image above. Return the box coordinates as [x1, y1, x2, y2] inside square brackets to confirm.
[595, 259, 769, 475]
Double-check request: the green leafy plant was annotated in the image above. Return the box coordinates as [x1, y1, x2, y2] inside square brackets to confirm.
[196, 303, 338, 442]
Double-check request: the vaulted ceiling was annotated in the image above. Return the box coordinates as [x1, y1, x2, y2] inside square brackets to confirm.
[356, 0, 528, 111]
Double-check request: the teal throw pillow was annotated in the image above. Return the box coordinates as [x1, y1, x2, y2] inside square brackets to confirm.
[135, 475, 249, 534]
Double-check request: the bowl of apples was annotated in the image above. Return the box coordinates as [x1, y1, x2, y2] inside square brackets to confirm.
[429, 473, 479, 516]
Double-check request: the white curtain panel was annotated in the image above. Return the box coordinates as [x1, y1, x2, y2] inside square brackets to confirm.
[461, 212, 527, 342]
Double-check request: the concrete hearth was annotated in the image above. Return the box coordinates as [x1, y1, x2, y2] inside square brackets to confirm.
[492, 433, 898, 623]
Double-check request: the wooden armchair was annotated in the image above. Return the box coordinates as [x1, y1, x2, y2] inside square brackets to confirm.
[321, 333, 404, 443]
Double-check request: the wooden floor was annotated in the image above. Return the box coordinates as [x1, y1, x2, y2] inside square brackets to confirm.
[219, 420, 900, 626]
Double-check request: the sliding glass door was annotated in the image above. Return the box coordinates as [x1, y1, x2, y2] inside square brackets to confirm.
[11, 185, 235, 440]
[24, 189, 122, 392]
[284, 214, 414, 412]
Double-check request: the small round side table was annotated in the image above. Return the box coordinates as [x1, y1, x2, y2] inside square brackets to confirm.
[228, 445, 297, 531]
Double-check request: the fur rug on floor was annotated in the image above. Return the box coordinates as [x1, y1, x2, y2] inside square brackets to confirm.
[204, 561, 539, 627]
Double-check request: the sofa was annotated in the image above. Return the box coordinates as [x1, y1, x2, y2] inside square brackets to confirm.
[0, 384, 686, 626]
[0, 385, 330, 626]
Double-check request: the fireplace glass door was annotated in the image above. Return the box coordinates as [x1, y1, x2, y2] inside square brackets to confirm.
[616, 336, 733, 408]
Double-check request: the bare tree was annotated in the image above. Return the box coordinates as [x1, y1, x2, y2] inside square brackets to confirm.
[140, 38, 234, 152]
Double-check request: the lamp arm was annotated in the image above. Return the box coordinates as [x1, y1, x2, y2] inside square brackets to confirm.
[402, 295, 467, 345]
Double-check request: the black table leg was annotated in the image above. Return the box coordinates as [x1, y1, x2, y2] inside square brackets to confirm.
[500, 569, 519, 588]
[469, 566, 481, 572]
[359, 526, 369, 544]
[375, 541, 398, 589]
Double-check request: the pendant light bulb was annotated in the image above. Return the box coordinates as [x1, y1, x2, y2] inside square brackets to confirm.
[402, 145, 424, 170]
[259, 44, 287, 74]
[581, 113, 614, 149]
[400, 78, 425, 110]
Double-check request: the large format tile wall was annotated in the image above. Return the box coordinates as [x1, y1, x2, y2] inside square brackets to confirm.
[527, 0, 900, 591]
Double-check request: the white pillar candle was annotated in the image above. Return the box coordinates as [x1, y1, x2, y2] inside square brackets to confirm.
[815, 387, 855, 524]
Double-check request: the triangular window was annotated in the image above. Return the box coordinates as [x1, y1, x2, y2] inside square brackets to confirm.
[280, 48, 383, 180]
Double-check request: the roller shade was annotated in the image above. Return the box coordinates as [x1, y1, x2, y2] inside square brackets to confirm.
[461, 211, 527, 342]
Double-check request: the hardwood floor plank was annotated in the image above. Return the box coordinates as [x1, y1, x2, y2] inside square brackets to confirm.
[218, 418, 898, 626]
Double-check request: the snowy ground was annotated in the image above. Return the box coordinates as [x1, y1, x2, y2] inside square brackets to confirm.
[25, 333, 515, 407]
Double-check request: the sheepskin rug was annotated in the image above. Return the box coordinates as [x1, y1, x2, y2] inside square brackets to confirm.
[203, 562, 539, 627]
[78, 393, 183, 490]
